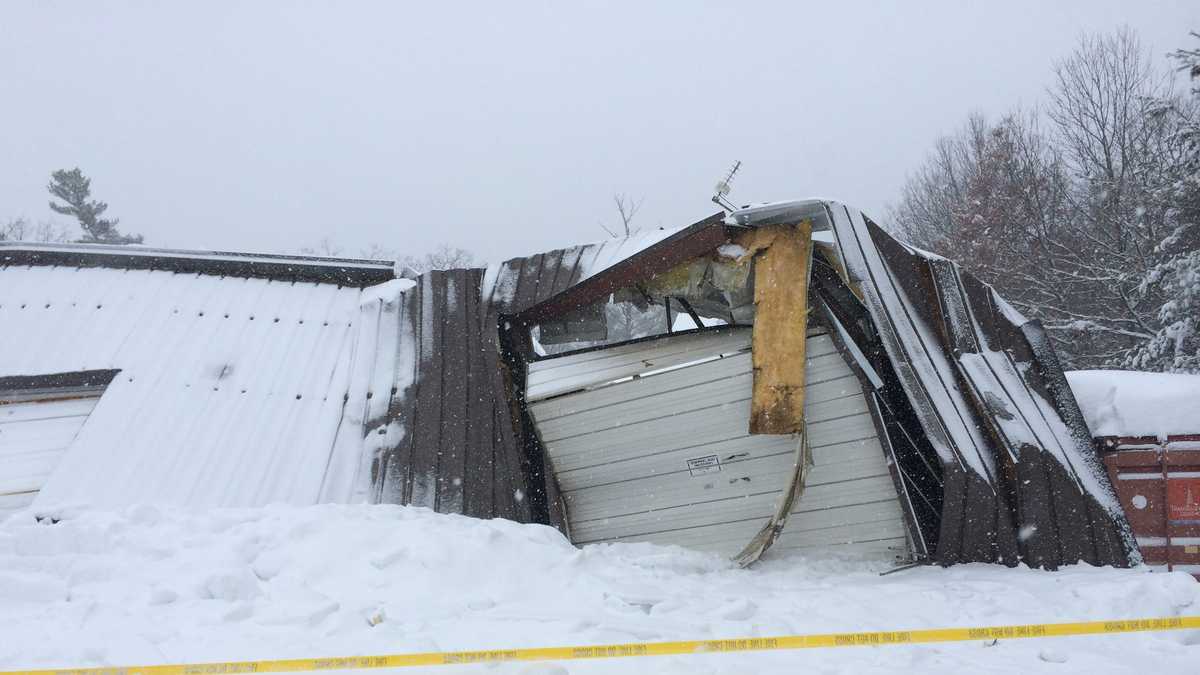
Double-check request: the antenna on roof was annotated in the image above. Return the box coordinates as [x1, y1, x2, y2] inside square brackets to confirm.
[711, 161, 741, 213]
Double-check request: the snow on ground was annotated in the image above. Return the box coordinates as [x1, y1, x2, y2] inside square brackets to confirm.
[1067, 369, 1200, 438]
[1, 504, 1197, 674]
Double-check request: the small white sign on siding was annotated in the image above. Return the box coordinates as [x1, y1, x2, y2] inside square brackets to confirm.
[687, 455, 722, 476]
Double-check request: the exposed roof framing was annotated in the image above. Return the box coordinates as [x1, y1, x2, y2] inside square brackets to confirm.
[510, 212, 734, 324]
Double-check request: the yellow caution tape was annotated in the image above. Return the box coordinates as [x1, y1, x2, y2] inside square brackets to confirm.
[7, 616, 1199, 674]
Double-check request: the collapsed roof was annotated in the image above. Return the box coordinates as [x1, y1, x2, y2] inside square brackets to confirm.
[0, 202, 1139, 570]
[498, 200, 1137, 568]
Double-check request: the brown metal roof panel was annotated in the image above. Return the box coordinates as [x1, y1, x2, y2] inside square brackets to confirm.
[512, 252, 546, 315]
[463, 267, 495, 519]
[816, 200, 1136, 569]
[436, 269, 473, 514]
[407, 272, 447, 510]
[551, 245, 588, 297]
[534, 249, 566, 304]
[373, 267, 535, 523]
[480, 216, 722, 320]
[512, 213, 731, 324]
[373, 287, 423, 505]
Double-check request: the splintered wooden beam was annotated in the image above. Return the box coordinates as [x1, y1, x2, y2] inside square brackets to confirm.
[739, 221, 813, 435]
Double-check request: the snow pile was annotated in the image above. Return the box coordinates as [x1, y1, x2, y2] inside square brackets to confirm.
[2, 505, 1198, 674]
[1067, 370, 1200, 438]
[357, 277, 415, 306]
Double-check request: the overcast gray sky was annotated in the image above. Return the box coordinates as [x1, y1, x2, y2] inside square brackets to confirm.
[2, 1, 1197, 261]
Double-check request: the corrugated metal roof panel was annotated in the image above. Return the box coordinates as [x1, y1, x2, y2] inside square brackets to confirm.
[0, 263, 405, 510]
[374, 268, 533, 523]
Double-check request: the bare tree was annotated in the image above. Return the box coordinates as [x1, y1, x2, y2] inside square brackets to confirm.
[888, 113, 992, 248]
[397, 244, 478, 275]
[298, 237, 345, 257]
[301, 239, 479, 276]
[1038, 28, 1182, 365]
[890, 28, 1194, 370]
[601, 193, 643, 237]
[0, 217, 71, 243]
[599, 194, 665, 341]
[890, 111, 1073, 319]
[358, 242, 395, 261]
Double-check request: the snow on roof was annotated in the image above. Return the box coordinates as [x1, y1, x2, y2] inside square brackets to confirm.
[0, 241, 396, 287]
[0, 262, 410, 510]
[479, 225, 690, 311]
[724, 199, 832, 227]
[577, 226, 689, 281]
[1066, 369, 1200, 439]
[0, 240, 394, 268]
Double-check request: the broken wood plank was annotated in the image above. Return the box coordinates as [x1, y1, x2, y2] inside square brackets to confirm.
[739, 221, 813, 435]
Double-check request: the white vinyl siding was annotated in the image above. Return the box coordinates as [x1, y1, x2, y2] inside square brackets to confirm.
[0, 395, 100, 521]
[527, 328, 909, 560]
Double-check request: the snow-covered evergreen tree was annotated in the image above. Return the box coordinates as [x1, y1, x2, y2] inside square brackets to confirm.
[47, 168, 143, 245]
[1127, 33, 1200, 373]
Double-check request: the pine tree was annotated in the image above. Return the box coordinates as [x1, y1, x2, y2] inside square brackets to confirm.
[48, 168, 143, 245]
[1127, 33, 1200, 373]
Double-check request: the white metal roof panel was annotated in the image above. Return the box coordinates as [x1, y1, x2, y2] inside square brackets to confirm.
[0, 263, 410, 511]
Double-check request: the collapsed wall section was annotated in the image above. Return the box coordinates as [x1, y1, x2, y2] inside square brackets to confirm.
[822, 201, 1137, 568]
[368, 236, 636, 526]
